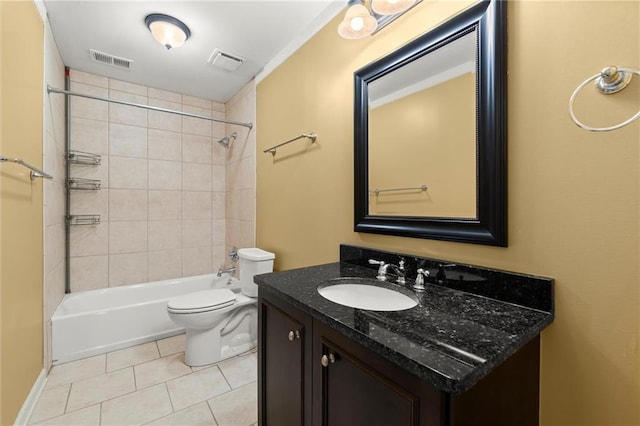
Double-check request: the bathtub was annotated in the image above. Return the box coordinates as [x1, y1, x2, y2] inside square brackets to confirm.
[51, 273, 242, 365]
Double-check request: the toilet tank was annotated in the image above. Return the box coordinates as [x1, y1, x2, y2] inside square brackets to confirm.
[238, 248, 275, 297]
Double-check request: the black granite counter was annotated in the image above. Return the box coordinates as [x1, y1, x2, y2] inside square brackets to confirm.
[255, 245, 554, 394]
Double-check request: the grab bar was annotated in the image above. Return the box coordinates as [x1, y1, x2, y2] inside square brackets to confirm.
[371, 184, 428, 195]
[263, 132, 317, 156]
[0, 156, 53, 180]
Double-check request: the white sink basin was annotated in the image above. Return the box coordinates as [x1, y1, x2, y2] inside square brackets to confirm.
[317, 277, 418, 311]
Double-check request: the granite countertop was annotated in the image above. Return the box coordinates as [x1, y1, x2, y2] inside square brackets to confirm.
[255, 260, 554, 394]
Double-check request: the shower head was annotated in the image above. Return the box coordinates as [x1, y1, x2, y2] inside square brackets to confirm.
[218, 132, 237, 149]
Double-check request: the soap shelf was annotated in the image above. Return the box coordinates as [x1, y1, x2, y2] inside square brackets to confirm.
[68, 150, 101, 166]
[67, 215, 101, 226]
[68, 177, 101, 190]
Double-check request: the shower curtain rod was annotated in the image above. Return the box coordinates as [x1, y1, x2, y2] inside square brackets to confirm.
[47, 85, 254, 129]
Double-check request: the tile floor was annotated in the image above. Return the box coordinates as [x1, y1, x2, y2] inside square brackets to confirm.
[28, 334, 258, 425]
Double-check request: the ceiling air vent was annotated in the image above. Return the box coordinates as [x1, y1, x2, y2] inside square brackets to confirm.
[89, 49, 133, 70]
[208, 49, 245, 72]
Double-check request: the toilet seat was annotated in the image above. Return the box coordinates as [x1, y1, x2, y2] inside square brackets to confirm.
[168, 289, 236, 314]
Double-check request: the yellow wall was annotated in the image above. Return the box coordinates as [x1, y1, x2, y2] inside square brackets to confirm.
[0, 1, 45, 424]
[369, 73, 476, 217]
[257, 1, 640, 424]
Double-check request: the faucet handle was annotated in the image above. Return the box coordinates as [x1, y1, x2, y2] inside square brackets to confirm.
[368, 259, 388, 280]
[413, 268, 429, 291]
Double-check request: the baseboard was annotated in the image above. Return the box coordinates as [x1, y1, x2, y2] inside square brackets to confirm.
[13, 369, 47, 426]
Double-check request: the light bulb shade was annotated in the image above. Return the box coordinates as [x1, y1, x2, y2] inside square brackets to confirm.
[371, 0, 416, 16]
[338, 2, 378, 39]
[145, 14, 191, 50]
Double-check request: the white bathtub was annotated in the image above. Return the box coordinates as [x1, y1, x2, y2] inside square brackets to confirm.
[51, 273, 242, 365]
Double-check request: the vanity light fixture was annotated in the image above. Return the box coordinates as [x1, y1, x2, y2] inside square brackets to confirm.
[145, 13, 191, 50]
[338, 0, 378, 39]
[338, 0, 421, 39]
[371, 0, 417, 16]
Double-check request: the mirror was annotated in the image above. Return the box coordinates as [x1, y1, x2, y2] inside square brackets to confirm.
[354, 0, 507, 246]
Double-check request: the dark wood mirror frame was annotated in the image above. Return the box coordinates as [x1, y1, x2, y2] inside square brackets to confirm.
[354, 0, 507, 246]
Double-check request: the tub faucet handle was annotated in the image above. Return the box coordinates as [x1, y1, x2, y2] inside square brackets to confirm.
[229, 247, 239, 262]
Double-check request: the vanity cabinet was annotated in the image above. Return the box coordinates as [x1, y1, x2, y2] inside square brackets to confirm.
[259, 290, 541, 426]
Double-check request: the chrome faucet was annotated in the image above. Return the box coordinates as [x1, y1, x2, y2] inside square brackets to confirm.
[414, 268, 430, 291]
[217, 266, 236, 277]
[368, 259, 406, 284]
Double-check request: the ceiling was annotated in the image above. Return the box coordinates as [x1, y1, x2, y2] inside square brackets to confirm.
[44, 1, 344, 103]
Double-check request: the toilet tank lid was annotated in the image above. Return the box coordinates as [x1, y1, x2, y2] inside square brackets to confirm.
[238, 248, 275, 261]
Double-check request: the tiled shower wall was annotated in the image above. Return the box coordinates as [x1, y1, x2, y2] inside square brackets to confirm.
[68, 70, 251, 291]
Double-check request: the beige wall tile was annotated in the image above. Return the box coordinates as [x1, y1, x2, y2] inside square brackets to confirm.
[182, 105, 212, 137]
[109, 189, 148, 221]
[109, 123, 147, 158]
[182, 95, 211, 109]
[183, 163, 212, 191]
[212, 192, 226, 220]
[70, 82, 109, 121]
[70, 117, 109, 155]
[70, 223, 108, 257]
[149, 128, 182, 161]
[148, 98, 182, 132]
[148, 87, 182, 103]
[148, 220, 182, 250]
[183, 191, 212, 220]
[211, 245, 227, 271]
[211, 110, 226, 138]
[110, 156, 148, 189]
[69, 187, 108, 220]
[109, 221, 147, 254]
[109, 79, 147, 96]
[69, 255, 108, 292]
[183, 246, 213, 277]
[212, 165, 225, 192]
[149, 160, 182, 191]
[212, 219, 225, 244]
[149, 190, 182, 220]
[148, 249, 182, 282]
[182, 133, 212, 164]
[183, 220, 212, 248]
[109, 90, 148, 127]
[70, 70, 108, 87]
[109, 252, 148, 287]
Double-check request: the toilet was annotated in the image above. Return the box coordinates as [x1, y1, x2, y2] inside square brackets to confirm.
[167, 248, 275, 366]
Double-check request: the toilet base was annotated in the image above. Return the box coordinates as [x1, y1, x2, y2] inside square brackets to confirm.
[184, 326, 223, 367]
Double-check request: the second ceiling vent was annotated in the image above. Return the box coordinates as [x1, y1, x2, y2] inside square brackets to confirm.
[208, 48, 245, 72]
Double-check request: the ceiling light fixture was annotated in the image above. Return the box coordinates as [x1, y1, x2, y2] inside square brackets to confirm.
[338, 0, 378, 39]
[145, 13, 191, 50]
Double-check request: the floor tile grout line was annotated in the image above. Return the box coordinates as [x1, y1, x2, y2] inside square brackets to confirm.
[206, 399, 220, 426]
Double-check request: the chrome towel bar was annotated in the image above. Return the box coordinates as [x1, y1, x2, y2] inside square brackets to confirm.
[371, 185, 428, 195]
[0, 156, 53, 180]
[263, 132, 317, 156]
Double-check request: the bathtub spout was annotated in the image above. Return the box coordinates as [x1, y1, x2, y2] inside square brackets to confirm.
[217, 266, 236, 277]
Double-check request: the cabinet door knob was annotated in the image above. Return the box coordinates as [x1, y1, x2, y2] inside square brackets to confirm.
[287, 330, 301, 341]
[321, 353, 336, 367]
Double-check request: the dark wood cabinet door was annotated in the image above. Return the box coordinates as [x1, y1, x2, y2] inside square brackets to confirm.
[313, 322, 444, 426]
[258, 297, 311, 426]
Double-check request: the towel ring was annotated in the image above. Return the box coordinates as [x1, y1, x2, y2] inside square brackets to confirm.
[568, 66, 640, 132]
